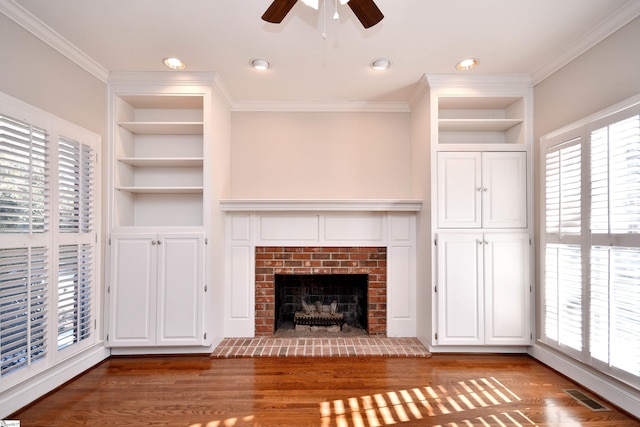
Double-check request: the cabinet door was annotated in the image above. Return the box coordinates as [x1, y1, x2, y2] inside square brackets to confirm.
[484, 233, 530, 345]
[156, 233, 205, 345]
[437, 152, 482, 228]
[436, 233, 484, 345]
[108, 234, 157, 346]
[482, 152, 527, 228]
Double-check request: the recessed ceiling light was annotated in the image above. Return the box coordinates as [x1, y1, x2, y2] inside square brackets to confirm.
[456, 58, 479, 71]
[251, 59, 270, 71]
[162, 57, 186, 70]
[370, 58, 391, 71]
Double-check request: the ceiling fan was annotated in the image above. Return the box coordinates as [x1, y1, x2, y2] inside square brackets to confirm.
[262, 0, 384, 29]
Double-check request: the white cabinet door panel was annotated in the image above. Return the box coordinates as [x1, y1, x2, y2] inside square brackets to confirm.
[437, 153, 482, 228]
[109, 234, 157, 346]
[484, 233, 530, 345]
[482, 152, 527, 228]
[437, 233, 484, 345]
[157, 234, 204, 345]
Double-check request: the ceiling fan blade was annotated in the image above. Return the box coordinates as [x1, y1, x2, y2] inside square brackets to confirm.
[346, 0, 383, 28]
[262, 0, 299, 23]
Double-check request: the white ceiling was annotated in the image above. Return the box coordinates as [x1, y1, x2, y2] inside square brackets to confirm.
[6, 0, 640, 109]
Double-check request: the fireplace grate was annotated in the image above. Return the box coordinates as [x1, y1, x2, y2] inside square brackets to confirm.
[294, 312, 344, 327]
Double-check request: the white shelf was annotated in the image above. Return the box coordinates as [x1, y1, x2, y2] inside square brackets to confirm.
[118, 121, 203, 135]
[439, 119, 523, 132]
[117, 157, 203, 167]
[116, 186, 203, 194]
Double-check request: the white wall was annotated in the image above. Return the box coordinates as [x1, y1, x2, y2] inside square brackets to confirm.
[534, 16, 640, 139]
[0, 14, 106, 136]
[409, 90, 432, 344]
[230, 111, 411, 199]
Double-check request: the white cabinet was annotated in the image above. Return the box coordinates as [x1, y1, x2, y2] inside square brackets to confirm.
[108, 232, 206, 347]
[437, 152, 527, 229]
[436, 232, 530, 346]
[107, 76, 216, 351]
[426, 75, 534, 349]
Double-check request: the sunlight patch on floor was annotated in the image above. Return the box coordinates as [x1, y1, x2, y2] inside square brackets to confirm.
[319, 377, 538, 426]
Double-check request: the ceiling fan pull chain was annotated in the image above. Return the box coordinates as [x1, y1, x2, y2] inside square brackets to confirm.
[322, 0, 328, 39]
[333, 0, 339, 20]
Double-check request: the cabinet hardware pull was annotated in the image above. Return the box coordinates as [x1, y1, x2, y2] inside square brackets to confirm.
[483, 187, 488, 192]
[151, 240, 157, 245]
[476, 187, 482, 191]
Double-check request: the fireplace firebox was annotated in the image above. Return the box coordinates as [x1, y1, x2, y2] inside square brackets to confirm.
[275, 274, 368, 332]
[255, 246, 387, 336]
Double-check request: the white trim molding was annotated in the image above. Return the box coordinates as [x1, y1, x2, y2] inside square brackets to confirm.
[220, 199, 423, 212]
[530, 344, 640, 419]
[0, 0, 109, 83]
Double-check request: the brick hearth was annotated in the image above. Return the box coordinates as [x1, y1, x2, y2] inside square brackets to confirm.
[255, 247, 387, 336]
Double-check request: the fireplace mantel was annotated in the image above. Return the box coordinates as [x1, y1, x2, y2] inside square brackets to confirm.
[223, 202, 419, 338]
[220, 199, 422, 212]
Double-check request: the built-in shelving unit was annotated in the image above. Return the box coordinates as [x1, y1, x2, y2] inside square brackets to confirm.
[437, 96, 525, 145]
[107, 75, 216, 351]
[426, 74, 534, 350]
[112, 94, 205, 227]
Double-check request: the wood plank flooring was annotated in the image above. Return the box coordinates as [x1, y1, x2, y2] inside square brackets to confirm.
[10, 354, 640, 426]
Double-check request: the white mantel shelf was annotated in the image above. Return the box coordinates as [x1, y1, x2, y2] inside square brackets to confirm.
[219, 199, 423, 212]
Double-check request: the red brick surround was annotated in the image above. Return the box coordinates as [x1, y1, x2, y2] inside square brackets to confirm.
[255, 247, 387, 336]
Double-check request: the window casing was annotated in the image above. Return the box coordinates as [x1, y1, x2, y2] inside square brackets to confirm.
[0, 92, 100, 391]
[541, 97, 640, 389]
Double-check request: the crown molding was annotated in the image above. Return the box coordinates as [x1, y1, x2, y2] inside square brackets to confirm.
[407, 75, 430, 110]
[425, 73, 533, 89]
[231, 101, 410, 113]
[531, 0, 640, 85]
[108, 71, 219, 86]
[0, 0, 109, 83]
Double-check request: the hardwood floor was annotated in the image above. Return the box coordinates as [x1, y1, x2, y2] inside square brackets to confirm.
[10, 354, 639, 426]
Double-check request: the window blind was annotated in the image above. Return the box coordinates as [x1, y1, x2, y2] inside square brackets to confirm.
[58, 137, 94, 234]
[0, 114, 49, 233]
[542, 99, 640, 389]
[1, 94, 99, 391]
[58, 244, 93, 351]
[0, 247, 48, 377]
[545, 137, 582, 236]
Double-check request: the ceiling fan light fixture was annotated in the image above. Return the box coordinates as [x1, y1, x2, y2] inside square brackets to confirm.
[456, 58, 479, 71]
[162, 57, 186, 70]
[370, 58, 391, 71]
[251, 58, 270, 71]
[301, 0, 319, 9]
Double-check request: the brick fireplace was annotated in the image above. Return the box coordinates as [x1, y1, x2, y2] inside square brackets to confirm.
[255, 246, 387, 336]
[221, 200, 420, 338]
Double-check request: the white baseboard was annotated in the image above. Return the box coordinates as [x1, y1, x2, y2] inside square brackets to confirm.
[529, 344, 640, 419]
[109, 346, 215, 356]
[1, 344, 110, 418]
